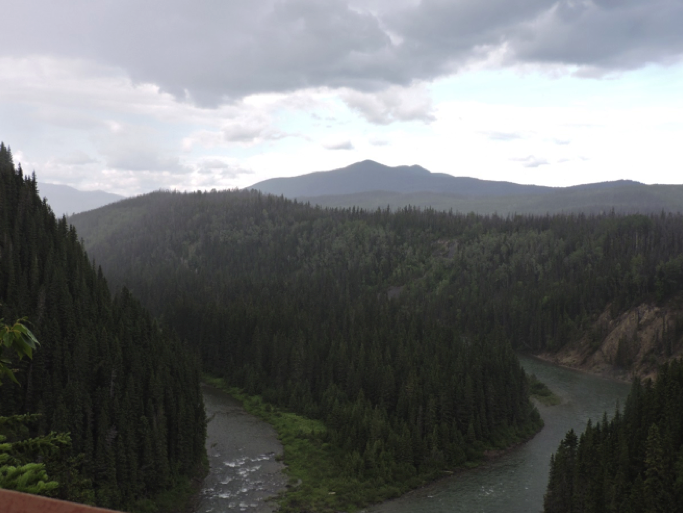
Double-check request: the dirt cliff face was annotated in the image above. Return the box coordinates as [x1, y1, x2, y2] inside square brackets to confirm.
[538, 297, 683, 382]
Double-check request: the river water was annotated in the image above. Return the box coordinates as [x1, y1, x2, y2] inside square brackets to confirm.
[363, 356, 632, 513]
[196, 385, 288, 513]
[198, 356, 631, 513]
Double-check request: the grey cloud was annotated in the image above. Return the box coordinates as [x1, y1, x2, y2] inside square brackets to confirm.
[97, 126, 191, 174]
[341, 84, 435, 124]
[511, 155, 549, 168]
[197, 159, 252, 177]
[2, 0, 394, 105]
[105, 152, 189, 174]
[513, 0, 683, 70]
[3, 0, 682, 106]
[184, 123, 287, 150]
[222, 125, 269, 143]
[389, 0, 551, 73]
[324, 140, 355, 150]
[368, 137, 390, 146]
[224, 127, 288, 144]
[54, 151, 99, 166]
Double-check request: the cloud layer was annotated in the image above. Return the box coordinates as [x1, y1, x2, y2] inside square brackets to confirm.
[4, 0, 682, 105]
[2, 0, 683, 195]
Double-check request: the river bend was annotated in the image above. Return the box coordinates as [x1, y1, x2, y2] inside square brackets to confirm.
[198, 356, 631, 512]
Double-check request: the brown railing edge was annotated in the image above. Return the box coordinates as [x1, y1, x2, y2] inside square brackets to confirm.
[0, 489, 124, 513]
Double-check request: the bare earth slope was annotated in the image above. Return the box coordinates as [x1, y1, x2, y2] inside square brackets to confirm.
[538, 297, 683, 381]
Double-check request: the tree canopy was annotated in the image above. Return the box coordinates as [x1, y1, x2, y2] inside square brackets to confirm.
[0, 143, 206, 511]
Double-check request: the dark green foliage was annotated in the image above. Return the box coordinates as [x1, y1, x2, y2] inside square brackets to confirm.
[0, 143, 206, 510]
[0, 317, 40, 385]
[528, 374, 561, 406]
[69, 186, 683, 506]
[72, 191, 683, 357]
[0, 413, 70, 495]
[69, 190, 546, 504]
[544, 359, 683, 513]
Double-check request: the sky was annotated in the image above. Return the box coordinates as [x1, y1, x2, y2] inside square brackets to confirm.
[1, 0, 683, 197]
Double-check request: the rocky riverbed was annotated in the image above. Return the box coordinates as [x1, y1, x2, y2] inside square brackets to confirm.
[197, 385, 288, 513]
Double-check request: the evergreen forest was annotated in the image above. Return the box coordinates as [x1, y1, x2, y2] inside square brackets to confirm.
[69, 187, 683, 507]
[544, 359, 683, 513]
[0, 143, 206, 511]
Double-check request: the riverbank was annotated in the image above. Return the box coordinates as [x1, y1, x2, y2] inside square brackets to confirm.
[531, 299, 683, 384]
[202, 375, 543, 513]
[131, 459, 208, 513]
[529, 352, 634, 384]
[362, 355, 632, 513]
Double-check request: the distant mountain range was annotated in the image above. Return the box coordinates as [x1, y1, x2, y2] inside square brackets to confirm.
[37, 160, 683, 218]
[248, 160, 681, 215]
[38, 182, 125, 217]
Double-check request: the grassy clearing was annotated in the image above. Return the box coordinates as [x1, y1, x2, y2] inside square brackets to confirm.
[203, 375, 541, 512]
[203, 375, 438, 512]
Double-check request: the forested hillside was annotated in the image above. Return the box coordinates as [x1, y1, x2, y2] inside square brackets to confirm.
[544, 359, 683, 513]
[292, 181, 683, 216]
[71, 189, 683, 356]
[69, 188, 683, 507]
[0, 143, 206, 511]
[71, 190, 547, 507]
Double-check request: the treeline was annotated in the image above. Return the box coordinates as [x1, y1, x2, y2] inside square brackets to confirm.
[71, 189, 683, 356]
[544, 359, 683, 513]
[0, 143, 206, 510]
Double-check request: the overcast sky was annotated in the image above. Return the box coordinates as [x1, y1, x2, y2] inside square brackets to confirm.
[2, 0, 683, 196]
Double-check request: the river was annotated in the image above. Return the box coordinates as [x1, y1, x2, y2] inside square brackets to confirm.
[362, 356, 632, 513]
[198, 356, 631, 513]
[196, 385, 288, 513]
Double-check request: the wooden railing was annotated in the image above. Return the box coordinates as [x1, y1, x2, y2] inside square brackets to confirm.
[0, 489, 123, 513]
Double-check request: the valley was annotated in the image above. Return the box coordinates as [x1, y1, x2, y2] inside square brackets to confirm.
[4, 147, 683, 512]
[68, 185, 683, 511]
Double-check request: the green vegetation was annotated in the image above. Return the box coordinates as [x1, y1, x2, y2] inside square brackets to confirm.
[1, 317, 40, 386]
[528, 374, 562, 406]
[205, 375, 533, 512]
[0, 142, 206, 511]
[69, 188, 547, 508]
[67, 186, 683, 508]
[1, 318, 70, 496]
[0, 412, 70, 495]
[71, 190, 683, 358]
[545, 359, 683, 513]
[204, 376, 355, 512]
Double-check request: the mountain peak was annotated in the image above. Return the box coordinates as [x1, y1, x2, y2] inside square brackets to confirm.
[248, 160, 546, 198]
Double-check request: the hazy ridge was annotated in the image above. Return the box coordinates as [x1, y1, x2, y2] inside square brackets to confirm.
[249, 160, 681, 215]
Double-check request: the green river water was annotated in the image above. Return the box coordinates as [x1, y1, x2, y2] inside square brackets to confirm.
[199, 356, 631, 512]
